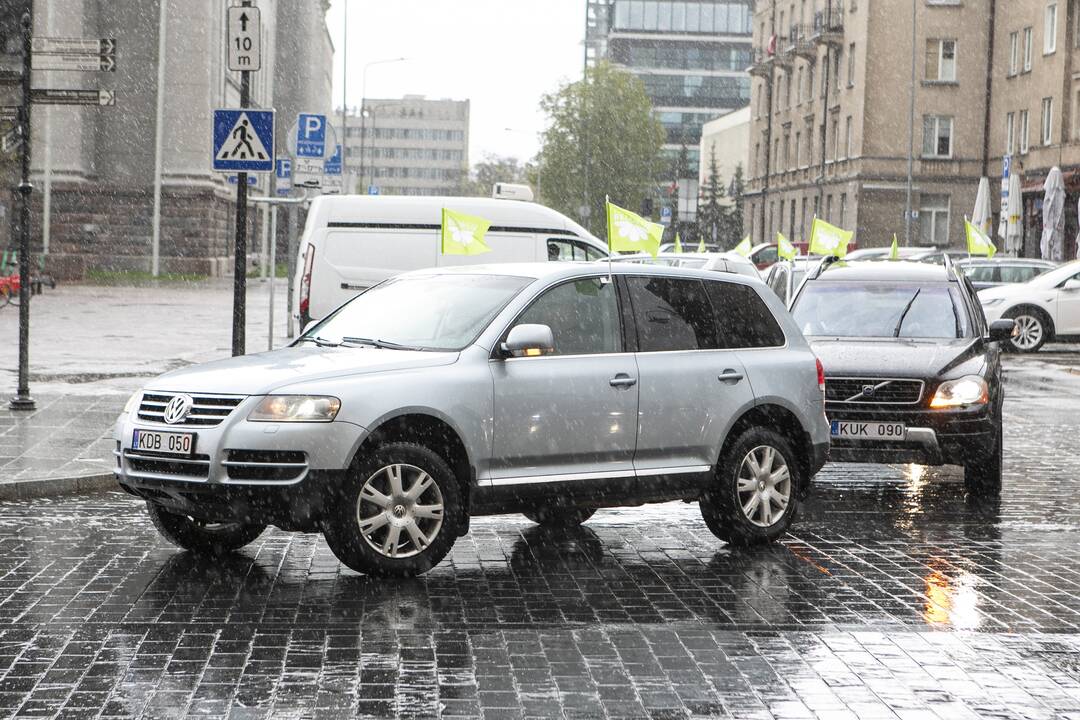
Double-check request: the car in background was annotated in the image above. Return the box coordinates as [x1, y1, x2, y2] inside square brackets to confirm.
[954, 257, 1057, 290]
[115, 262, 829, 576]
[659, 242, 723, 254]
[911, 249, 971, 264]
[845, 246, 930, 261]
[763, 257, 819, 306]
[610, 251, 760, 280]
[788, 259, 1014, 496]
[979, 259, 1080, 352]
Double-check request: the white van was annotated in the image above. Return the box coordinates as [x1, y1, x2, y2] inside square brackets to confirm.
[293, 195, 608, 325]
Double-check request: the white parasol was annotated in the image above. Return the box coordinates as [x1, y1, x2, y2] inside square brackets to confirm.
[972, 177, 993, 237]
[1040, 166, 1065, 261]
[1005, 168, 1023, 255]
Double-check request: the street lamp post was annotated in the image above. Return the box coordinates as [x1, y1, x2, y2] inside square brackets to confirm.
[356, 57, 406, 193]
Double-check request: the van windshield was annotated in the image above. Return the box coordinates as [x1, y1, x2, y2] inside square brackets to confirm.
[305, 274, 532, 351]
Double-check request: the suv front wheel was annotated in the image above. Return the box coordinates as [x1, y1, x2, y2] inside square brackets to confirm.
[323, 442, 461, 577]
[146, 502, 266, 554]
[700, 428, 801, 545]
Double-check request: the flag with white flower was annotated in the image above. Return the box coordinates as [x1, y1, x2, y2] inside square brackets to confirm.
[808, 217, 852, 258]
[777, 231, 796, 260]
[733, 235, 752, 257]
[965, 219, 997, 257]
[606, 201, 663, 257]
[441, 208, 492, 255]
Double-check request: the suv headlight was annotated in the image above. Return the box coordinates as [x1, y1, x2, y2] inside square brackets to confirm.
[123, 391, 142, 414]
[930, 376, 988, 408]
[248, 395, 341, 422]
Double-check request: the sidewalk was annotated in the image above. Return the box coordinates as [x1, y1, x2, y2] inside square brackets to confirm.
[0, 278, 290, 499]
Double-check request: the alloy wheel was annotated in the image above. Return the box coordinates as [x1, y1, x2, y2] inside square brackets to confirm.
[356, 463, 444, 559]
[1011, 314, 1043, 351]
[736, 445, 791, 528]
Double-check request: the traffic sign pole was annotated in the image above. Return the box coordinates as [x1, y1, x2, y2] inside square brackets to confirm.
[10, 12, 34, 411]
[233, 71, 250, 357]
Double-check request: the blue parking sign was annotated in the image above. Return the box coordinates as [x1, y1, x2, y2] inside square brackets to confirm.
[212, 109, 275, 173]
[296, 113, 326, 158]
[324, 144, 342, 175]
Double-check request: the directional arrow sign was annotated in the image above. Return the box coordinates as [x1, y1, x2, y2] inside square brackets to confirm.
[32, 53, 116, 72]
[31, 88, 115, 106]
[227, 6, 261, 72]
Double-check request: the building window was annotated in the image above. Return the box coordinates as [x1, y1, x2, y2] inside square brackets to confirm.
[788, 201, 796, 238]
[1009, 31, 1018, 75]
[922, 115, 953, 158]
[847, 42, 855, 87]
[926, 39, 956, 82]
[918, 194, 950, 246]
[825, 195, 833, 223]
[839, 193, 847, 227]
[833, 48, 842, 91]
[1042, 97, 1053, 144]
[1045, 3, 1057, 54]
[795, 130, 802, 166]
[845, 115, 853, 158]
[796, 67, 803, 104]
[800, 197, 808, 238]
[1020, 109, 1030, 153]
[1075, 90, 1080, 139]
[831, 115, 840, 160]
[1006, 111, 1015, 154]
[1024, 27, 1034, 70]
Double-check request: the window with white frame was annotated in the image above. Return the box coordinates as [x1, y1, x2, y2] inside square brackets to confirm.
[1024, 27, 1034, 70]
[1009, 31, 1018, 75]
[918, 194, 950, 246]
[1006, 112, 1015, 155]
[922, 115, 953, 158]
[1042, 97, 1053, 144]
[1019, 109, 1030, 153]
[1045, 3, 1057, 54]
[926, 39, 957, 81]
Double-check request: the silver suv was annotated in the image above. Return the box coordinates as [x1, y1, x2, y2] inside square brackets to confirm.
[114, 263, 829, 576]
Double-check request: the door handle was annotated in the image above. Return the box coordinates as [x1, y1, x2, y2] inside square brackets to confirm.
[717, 369, 744, 383]
[609, 374, 637, 388]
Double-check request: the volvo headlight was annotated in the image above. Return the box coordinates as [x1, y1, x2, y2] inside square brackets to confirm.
[930, 376, 988, 408]
[123, 391, 142, 414]
[248, 395, 341, 422]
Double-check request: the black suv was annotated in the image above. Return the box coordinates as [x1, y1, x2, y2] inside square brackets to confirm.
[788, 259, 1015, 496]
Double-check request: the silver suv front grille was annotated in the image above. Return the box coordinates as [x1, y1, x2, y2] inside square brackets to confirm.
[825, 378, 925, 405]
[137, 392, 245, 426]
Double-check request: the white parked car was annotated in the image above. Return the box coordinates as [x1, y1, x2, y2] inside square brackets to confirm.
[979, 259, 1080, 352]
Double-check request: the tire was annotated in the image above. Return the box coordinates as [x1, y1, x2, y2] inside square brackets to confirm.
[146, 502, 266, 554]
[1005, 307, 1049, 353]
[964, 423, 1002, 498]
[700, 427, 801, 545]
[322, 442, 461, 577]
[523, 504, 595, 528]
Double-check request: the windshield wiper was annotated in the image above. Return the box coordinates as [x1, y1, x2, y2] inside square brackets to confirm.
[892, 289, 922, 337]
[302, 336, 341, 347]
[340, 336, 423, 351]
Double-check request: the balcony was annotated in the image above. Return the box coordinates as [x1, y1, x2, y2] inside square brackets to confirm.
[786, 24, 818, 61]
[812, 3, 844, 45]
[774, 37, 794, 68]
[748, 47, 774, 77]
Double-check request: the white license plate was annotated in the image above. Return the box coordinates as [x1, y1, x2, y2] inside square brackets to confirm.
[132, 429, 196, 456]
[830, 420, 906, 440]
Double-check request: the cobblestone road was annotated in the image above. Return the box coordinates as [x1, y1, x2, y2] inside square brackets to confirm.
[0, 355, 1078, 718]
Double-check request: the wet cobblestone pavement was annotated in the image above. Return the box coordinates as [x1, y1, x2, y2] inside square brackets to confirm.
[0, 356, 1078, 718]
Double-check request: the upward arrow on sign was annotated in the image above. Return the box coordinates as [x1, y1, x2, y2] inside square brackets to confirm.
[239, 12, 250, 31]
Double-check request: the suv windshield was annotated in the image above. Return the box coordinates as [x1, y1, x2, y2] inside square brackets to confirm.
[791, 282, 969, 339]
[306, 274, 532, 351]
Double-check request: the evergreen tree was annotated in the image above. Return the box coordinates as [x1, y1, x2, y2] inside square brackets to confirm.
[697, 147, 726, 248]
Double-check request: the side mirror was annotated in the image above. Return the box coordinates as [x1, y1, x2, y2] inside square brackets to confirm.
[1063, 278, 1080, 291]
[988, 318, 1016, 343]
[501, 323, 555, 358]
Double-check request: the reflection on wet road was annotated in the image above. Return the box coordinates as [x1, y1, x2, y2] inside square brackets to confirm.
[0, 353, 1077, 717]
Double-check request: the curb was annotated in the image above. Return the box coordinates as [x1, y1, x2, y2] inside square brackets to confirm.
[0, 473, 119, 502]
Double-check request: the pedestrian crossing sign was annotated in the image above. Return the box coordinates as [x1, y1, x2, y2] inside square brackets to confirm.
[212, 108, 275, 173]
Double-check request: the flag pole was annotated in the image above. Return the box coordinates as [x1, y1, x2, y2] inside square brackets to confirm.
[605, 195, 612, 285]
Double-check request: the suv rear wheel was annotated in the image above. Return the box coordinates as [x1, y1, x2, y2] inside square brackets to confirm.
[323, 442, 461, 577]
[700, 428, 800, 545]
[146, 502, 266, 554]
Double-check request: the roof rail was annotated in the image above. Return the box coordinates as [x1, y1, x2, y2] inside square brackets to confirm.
[809, 254, 840, 281]
[942, 252, 960, 282]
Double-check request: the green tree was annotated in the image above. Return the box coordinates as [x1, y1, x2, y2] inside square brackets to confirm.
[538, 61, 665, 237]
[723, 163, 746, 245]
[697, 147, 726, 247]
[458, 154, 531, 197]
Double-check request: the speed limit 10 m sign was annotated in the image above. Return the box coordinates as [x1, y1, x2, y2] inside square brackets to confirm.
[227, 5, 261, 72]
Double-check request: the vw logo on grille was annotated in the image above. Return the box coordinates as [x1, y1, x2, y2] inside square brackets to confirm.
[861, 384, 876, 398]
[162, 394, 194, 424]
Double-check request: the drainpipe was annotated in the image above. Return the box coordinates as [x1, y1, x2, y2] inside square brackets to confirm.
[980, 0, 996, 178]
[761, 0, 777, 243]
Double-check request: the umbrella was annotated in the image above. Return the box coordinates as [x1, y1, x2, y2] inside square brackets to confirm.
[1040, 166, 1065, 262]
[1005, 168, 1023, 255]
[972, 177, 993, 237]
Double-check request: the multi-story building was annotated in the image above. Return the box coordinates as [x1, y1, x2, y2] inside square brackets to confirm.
[586, 0, 754, 178]
[698, 106, 750, 203]
[342, 96, 469, 197]
[0, 0, 333, 278]
[747, 0, 1080, 258]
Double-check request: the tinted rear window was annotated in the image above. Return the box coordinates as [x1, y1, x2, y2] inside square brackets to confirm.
[626, 277, 718, 352]
[705, 282, 786, 348]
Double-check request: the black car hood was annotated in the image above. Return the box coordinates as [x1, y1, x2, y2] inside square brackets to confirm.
[810, 337, 985, 379]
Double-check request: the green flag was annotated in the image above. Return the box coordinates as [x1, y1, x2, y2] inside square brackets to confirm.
[965, 219, 997, 257]
[733, 235, 752, 257]
[777, 231, 796, 260]
[606, 201, 663, 257]
[808, 217, 852, 257]
[889, 234, 900, 260]
[673, 232, 683, 253]
[441, 208, 492, 255]
[697, 237, 706, 253]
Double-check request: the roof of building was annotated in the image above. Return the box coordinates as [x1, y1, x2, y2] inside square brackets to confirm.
[701, 106, 751, 135]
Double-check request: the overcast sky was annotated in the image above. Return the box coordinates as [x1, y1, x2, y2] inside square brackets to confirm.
[325, 1, 587, 167]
